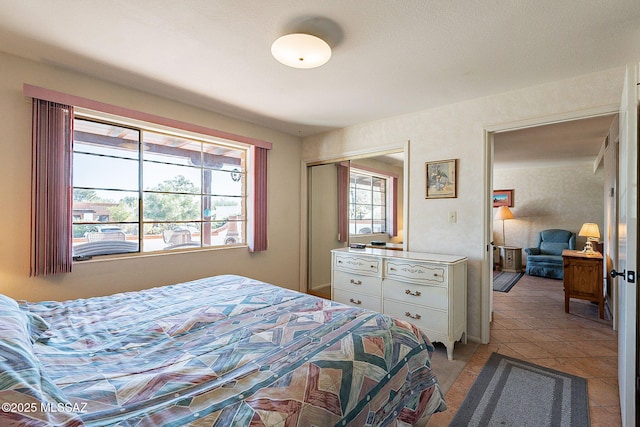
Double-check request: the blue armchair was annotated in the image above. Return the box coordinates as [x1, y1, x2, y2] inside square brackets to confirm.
[525, 229, 576, 279]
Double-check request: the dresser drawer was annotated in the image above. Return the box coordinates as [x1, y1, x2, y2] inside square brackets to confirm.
[334, 253, 381, 275]
[383, 299, 447, 336]
[385, 260, 447, 285]
[334, 289, 381, 312]
[383, 279, 448, 311]
[331, 248, 466, 360]
[333, 270, 381, 296]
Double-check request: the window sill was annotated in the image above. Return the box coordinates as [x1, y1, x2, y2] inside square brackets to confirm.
[73, 244, 249, 264]
[349, 233, 388, 238]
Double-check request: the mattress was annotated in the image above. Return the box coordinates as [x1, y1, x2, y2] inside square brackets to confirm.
[0, 274, 446, 426]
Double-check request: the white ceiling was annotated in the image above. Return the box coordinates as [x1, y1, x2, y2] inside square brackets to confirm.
[0, 0, 638, 163]
[493, 114, 617, 169]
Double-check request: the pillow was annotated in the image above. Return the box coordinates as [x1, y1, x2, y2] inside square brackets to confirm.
[0, 293, 19, 309]
[0, 294, 50, 342]
[0, 296, 76, 425]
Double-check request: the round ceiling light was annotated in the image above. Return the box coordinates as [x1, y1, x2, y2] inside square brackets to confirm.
[271, 33, 331, 69]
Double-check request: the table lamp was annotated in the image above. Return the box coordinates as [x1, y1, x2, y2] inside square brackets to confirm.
[494, 206, 514, 246]
[578, 223, 600, 254]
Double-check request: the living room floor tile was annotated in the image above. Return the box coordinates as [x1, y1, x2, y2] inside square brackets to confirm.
[427, 273, 620, 426]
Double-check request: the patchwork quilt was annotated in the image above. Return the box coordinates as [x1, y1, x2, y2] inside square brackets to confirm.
[1, 275, 446, 426]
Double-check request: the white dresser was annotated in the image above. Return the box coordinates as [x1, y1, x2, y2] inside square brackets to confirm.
[331, 247, 467, 360]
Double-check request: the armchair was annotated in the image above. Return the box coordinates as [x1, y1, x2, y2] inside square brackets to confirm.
[525, 229, 576, 279]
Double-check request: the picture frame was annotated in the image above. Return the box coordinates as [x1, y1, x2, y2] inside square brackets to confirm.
[493, 189, 514, 207]
[426, 158, 457, 199]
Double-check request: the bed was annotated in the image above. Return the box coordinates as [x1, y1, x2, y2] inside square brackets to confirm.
[0, 274, 446, 426]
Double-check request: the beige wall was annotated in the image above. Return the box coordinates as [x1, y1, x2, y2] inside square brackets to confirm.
[493, 164, 605, 259]
[0, 51, 302, 301]
[302, 67, 624, 342]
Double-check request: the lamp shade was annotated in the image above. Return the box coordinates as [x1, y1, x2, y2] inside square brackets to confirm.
[579, 223, 600, 239]
[494, 206, 514, 221]
[271, 33, 332, 69]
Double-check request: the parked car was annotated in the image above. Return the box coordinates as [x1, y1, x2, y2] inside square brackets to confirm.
[83, 225, 123, 237]
[96, 226, 123, 233]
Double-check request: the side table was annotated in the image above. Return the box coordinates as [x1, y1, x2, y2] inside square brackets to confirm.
[499, 246, 522, 273]
[562, 249, 604, 319]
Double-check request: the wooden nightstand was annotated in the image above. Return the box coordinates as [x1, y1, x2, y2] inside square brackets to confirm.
[562, 249, 604, 319]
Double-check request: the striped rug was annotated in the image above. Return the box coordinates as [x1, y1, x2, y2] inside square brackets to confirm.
[493, 270, 524, 292]
[450, 352, 589, 426]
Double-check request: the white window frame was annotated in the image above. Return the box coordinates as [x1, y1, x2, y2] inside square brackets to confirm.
[348, 167, 389, 236]
[71, 110, 251, 258]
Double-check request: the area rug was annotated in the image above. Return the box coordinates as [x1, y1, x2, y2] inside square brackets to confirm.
[493, 270, 524, 292]
[449, 352, 589, 427]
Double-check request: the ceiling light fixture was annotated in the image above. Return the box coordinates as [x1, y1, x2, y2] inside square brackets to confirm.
[271, 33, 331, 69]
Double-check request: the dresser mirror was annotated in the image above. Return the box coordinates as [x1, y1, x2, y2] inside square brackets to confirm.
[306, 150, 406, 297]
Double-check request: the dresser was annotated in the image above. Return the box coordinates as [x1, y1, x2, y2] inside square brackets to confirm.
[331, 247, 467, 360]
[562, 249, 604, 319]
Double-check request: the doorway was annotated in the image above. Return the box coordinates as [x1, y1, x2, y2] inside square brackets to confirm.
[483, 110, 619, 342]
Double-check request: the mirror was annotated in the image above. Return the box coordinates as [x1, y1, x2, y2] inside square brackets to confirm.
[306, 151, 406, 298]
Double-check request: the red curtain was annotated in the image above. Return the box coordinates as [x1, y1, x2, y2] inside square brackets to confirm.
[336, 162, 349, 242]
[250, 146, 268, 252]
[30, 100, 74, 276]
[389, 176, 398, 237]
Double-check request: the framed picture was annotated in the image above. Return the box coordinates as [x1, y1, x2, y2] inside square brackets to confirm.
[493, 189, 514, 207]
[426, 158, 457, 199]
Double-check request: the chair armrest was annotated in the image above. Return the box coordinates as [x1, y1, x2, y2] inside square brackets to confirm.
[524, 248, 540, 255]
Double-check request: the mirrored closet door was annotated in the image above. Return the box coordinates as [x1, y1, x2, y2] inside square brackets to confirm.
[306, 151, 406, 298]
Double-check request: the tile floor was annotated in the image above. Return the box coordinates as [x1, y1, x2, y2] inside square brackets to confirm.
[426, 273, 621, 426]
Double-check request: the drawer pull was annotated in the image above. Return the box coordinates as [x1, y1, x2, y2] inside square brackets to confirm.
[389, 267, 396, 271]
[350, 279, 362, 285]
[405, 311, 421, 320]
[350, 298, 362, 305]
[405, 289, 422, 297]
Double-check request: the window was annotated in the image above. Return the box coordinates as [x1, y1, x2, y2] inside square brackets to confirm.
[72, 117, 247, 257]
[349, 169, 387, 235]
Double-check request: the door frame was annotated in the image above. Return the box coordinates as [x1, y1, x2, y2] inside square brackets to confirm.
[482, 104, 620, 344]
[616, 63, 638, 427]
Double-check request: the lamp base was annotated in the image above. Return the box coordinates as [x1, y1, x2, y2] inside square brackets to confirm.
[581, 240, 597, 254]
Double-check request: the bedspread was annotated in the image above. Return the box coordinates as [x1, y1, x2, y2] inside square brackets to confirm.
[3, 274, 446, 426]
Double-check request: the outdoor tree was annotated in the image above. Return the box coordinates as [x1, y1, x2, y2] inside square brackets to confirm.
[143, 175, 200, 223]
[73, 189, 98, 202]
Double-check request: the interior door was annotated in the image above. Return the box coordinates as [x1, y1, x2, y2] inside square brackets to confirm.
[617, 63, 638, 427]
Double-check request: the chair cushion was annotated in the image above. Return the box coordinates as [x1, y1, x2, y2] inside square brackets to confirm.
[539, 241, 570, 256]
[526, 263, 564, 280]
[527, 254, 563, 265]
[539, 229, 575, 255]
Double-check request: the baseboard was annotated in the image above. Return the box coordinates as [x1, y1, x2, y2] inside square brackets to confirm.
[310, 283, 330, 291]
[466, 335, 482, 344]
